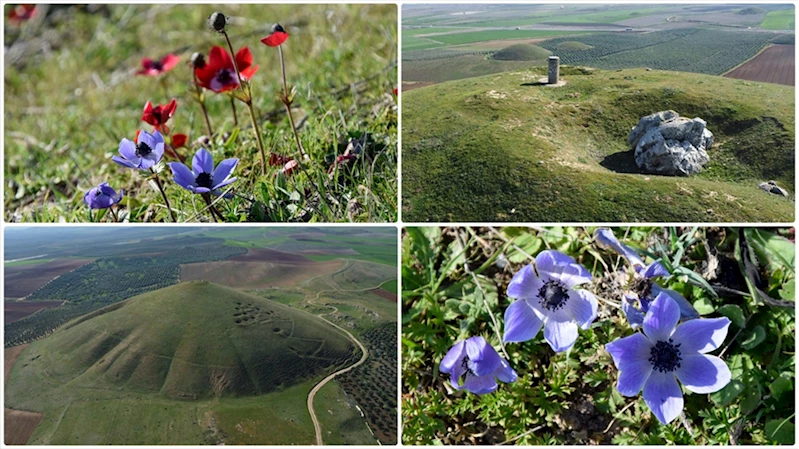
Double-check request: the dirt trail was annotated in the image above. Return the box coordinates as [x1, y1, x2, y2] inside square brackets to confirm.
[303, 269, 389, 445]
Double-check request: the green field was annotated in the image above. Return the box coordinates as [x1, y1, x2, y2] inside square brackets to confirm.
[761, 9, 796, 30]
[403, 35, 446, 51]
[403, 27, 465, 36]
[402, 67, 794, 222]
[429, 29, 582, 46]
[5, 258, 54, 267]
[380, 279, 398, 293]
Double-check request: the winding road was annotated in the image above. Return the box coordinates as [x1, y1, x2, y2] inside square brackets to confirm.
[303, 269, 387, 445]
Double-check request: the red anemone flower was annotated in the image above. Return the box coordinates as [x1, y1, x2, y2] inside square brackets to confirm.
[7, 4, 36, 24]
[142, 99, 177, 133]
[137, 54, 179, 76]
[277, 159, 298, 177]
[171, 133, 188, 149]
[194, 46, 259, 93]
[261, 24, 289, 47]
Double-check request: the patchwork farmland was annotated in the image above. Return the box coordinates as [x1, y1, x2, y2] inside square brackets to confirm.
[725, 44, 795, 85]
[4, 227, 397, 445]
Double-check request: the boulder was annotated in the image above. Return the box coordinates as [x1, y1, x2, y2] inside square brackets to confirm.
[759, 180, 789, 197]
[628, 111, 714, 176]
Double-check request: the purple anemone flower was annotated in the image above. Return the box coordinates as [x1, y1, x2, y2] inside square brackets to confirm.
[440, 336, 517, 394]
[503, 250, 598, 352]
[168, 148, 238, 196]
[605, 293, 731, 425]
[83, 182, 123, 209]
[112, 130, 165, 170]
[594, 228, 698, 328]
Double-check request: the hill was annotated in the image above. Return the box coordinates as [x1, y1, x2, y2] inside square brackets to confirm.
[492, 44, 552, 61]
[7, 281, 356, 402]
[402, 67, 794, 222]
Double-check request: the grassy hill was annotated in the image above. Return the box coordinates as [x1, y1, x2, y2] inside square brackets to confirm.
[402, 67, 794, 222]
[492, 44, 552, 61]
[5, 281, 360, 443]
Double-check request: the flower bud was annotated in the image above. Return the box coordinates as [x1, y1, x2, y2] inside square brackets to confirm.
[271, 23, 285, 34]
[209, 12, 227, 32]
[190, 52, 205, 69]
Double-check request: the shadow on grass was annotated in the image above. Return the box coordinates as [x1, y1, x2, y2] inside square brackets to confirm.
[520, 81, 548, 87]
[599, 150, 648, 174]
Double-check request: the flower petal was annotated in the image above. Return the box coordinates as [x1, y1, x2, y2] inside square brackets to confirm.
[643, 261, 670, 279]
[605, 332, 652, 369]
[503, 299, 543, 343]
[118, 138, 137, 160]
[617, 359, 653, 397]
[212, 158, 238, 183]
[112, 156, 139, 169]
[211, 177, 237, 191]
[622, 296, 645, 329]
[507, 264, 543, 300]
[169, 162, 196, 189]
[235, 46, 253, 72]
[439, 341, 466, 374]
[670, 317, 730, 354]
[465, 336, 501, 377]
[642, 371, 683, 424]
[543, 319, 578, 352]
[566, 289, 597, 330]
[463, 374, 498, 395]
[193, 148, 214, 175]
[593, 228, 645, 269]
[494, 359, 517, 384]
[651, 285, 700, 319]
[194, 187, 211, 194]
[643, 293, 680, 342]
[536, 250, 591, 287]
[677, 354, 731, 394]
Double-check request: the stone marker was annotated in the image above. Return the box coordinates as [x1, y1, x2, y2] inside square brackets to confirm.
[548, 56, 560, 84]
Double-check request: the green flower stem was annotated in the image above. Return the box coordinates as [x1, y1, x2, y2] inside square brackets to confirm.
[192, 70, 214, 137]
[150, 168, 177, 222]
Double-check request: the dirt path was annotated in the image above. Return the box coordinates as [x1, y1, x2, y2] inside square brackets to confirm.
[303, 276, 389, 445]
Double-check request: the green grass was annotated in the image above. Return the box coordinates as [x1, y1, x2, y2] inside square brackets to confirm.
[313, 382, 377, 444]
[5, 281, 360, 444]
[430, 30, 582, 46]
[403, 34, 446, 51]
[380, 279, 398, 293]
[402, 67, 794, 222]
[761, 9, 795, 30]
[5, 258, 54, 267]
[403, 27, 464, 36]
[403, 55, 540, 84]
[4, 4, 397, 223]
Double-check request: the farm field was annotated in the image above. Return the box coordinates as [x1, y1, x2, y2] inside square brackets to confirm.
[4, 226, 397, 444]
[403, 4, 794, 88]
[725, 45, 795, 85]
[4, 259, 94, 298]
[761, 9, 796, 30]
[4, 301, 64, 323]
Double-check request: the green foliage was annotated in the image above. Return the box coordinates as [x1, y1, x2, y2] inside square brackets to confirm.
[761, 9, 795, 30]
[402, 226, 795, 445]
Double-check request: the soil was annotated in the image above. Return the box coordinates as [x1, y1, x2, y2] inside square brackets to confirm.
[4, 300, 65, 323]
[724, 45, 795, 86]
[370, 289, 398, 302]
[229, 248, 312, 264]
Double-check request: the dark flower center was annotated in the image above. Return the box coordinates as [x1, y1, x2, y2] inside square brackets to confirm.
[216, 69, 235, 85]
[136, 142, 153, 157]
[633, 277, 654, 300]
[196, 172, 214, 189]
[460, 356, 476, 377]
[152, 61, 163, 71]
[538, 280, 569, 311]
[649, 339, 682, 373]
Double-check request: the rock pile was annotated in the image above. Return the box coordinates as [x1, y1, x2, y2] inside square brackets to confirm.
[628, 110, 714, 176]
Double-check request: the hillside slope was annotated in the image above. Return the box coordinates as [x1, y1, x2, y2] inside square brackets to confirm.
[402, 67, 794, 222]
[6, 282, 356, 404]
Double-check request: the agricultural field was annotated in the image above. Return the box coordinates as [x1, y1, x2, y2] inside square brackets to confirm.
[402, 4, 795, 88]
[5, 259, 94, 298]
[725, 45, 795, 86]
[4, 301, 64, 323]
[4, 226, 398, 444]
[761, 9, 796, 30]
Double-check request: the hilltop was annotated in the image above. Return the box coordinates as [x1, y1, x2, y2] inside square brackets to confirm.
[402, 67, 794, 222]
[7, 281, 356, 403]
